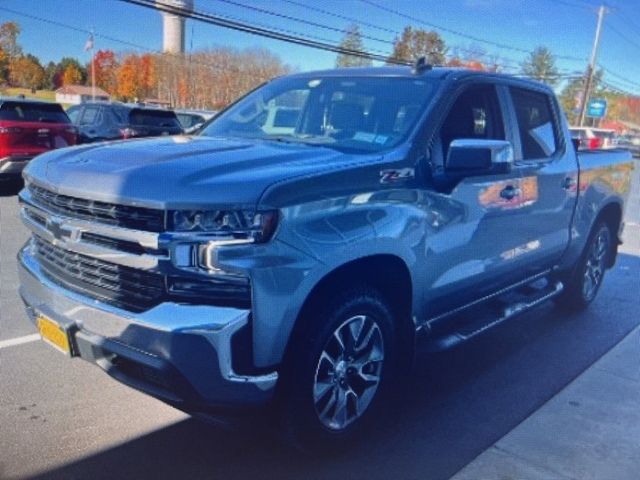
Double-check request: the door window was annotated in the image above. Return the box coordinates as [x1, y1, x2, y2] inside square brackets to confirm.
[510, 88, 558, 160]
[436, 84, 505, 161]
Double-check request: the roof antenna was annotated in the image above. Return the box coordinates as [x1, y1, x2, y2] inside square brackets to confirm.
[413, 56, 432, 74]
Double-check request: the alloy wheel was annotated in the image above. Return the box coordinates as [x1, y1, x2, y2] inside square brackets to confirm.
[312, 315, 385, 431]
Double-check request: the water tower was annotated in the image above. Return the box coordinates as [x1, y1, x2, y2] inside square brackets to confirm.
[157, 0, 194, 54]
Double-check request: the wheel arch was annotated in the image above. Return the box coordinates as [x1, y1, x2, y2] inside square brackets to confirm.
[594, 200, 623, 268]
[282, 254, 415, 371]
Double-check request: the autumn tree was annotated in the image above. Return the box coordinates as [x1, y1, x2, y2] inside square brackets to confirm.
[335, 24, 372, 68]
[139, 53, 157, 97]
[0, 21, 22, 83]
[521, 46, 559, 87]
[62, 63, 83, 85]
[9, 54, 45, 90]
[89, 49, 119, 94]
[387, 26, 447, 65]
[58, 57, 87, 85]
[116, 54, 141, 100]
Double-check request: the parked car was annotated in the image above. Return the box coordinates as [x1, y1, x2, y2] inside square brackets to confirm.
[0, 97, 76, 179]
[18, 66, 633, 450]
[617, 134, 640, 157]
[569, 126, 618, 150]
[174, 109, 217, 134]
[66, 102, 183, 143]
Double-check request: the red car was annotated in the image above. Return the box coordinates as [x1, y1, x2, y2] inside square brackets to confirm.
[0, 97, 77, 179]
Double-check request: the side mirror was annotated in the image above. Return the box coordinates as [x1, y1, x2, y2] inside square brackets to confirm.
[446, 139, 514, 175]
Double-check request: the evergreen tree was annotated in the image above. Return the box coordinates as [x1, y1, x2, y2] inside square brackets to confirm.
[521, 46, 559, 87]
[335, 24, 372, 68]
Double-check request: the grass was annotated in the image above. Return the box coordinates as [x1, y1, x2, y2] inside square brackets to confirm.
[2, 87, 57, 102]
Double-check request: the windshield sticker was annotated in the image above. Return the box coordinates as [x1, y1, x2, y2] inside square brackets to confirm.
[353, 132, 389, 144]
[353, 132, 376, 142]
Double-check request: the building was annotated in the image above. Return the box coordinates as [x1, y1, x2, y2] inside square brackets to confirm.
[55, 85, 110, 105]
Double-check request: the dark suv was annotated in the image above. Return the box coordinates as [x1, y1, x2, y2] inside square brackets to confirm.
[66, 102, 183, 144]
[0, 97, 77, 179]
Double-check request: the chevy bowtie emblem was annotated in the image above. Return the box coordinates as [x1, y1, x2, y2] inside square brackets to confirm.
[47, 219, 71, 241]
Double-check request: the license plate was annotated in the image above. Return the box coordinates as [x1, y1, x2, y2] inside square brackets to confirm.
[36, 314, 71, 355]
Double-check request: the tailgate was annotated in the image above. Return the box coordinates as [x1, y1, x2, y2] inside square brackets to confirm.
[0, 120, 76, 157]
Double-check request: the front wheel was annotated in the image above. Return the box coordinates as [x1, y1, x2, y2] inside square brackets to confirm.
[557, 222, 611, 311]
[279, 287, 399, 451]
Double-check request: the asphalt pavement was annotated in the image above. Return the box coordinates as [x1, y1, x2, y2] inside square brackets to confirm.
[1, 164, 639, 480]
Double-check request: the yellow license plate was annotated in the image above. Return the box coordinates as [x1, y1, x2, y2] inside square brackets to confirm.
[37, 314, 71, 355]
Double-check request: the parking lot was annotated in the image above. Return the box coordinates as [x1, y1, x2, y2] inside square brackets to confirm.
[1, 165, 639, 480]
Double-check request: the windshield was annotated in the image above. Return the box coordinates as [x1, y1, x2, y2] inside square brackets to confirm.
[200, 76, 436, 153]
[0, 101, 70, 124]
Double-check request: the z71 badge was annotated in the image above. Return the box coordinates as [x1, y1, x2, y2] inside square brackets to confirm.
[379, 168, 415, 184]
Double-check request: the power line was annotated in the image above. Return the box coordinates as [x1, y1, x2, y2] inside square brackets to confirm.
[118, 0, 408, 65]
[207, 0, 396, 47]
[209, 0, 526, 68]
[605, 22, 640, 51]
[0, 6, 243, 74]
[598, 65, 640, 89]
[277, 0, 397, 35]
[357, 0, 587, 62]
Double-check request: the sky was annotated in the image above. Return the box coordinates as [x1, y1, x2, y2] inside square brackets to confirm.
[1, 0, 640, 95]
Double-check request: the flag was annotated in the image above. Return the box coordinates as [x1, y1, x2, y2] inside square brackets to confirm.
[84, 34, 94, 52]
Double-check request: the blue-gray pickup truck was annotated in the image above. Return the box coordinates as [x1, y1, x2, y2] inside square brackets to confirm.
[17, 66, 634, 449]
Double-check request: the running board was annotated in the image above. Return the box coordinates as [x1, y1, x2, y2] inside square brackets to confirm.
[420, 280, 564, 353]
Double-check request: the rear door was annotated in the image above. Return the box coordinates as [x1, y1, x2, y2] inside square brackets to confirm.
[506, 86, 577, 271]
[77, 105, 103, 143]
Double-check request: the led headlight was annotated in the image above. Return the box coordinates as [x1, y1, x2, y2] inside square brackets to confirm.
[170, 209, 279, 243]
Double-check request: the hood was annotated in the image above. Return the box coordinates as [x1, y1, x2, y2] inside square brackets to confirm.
[24, 135, 376, 209]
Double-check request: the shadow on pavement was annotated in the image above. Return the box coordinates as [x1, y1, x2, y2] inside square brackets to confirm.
[0, 178, 24, 197]
[24, 254, 640, 480]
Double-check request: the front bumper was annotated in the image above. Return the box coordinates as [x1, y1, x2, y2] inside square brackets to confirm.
[0, 156, 32, 176]
[18, 245, 277, 410]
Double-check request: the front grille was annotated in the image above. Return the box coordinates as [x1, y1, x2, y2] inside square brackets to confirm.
[33, 236, 165, 312]
[28, 184, 165, 232]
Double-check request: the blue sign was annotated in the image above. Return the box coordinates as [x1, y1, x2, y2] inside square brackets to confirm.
[586, 99, 607, 118]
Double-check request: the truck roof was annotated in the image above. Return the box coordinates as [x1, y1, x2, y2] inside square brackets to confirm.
[285, 66, 553, 92]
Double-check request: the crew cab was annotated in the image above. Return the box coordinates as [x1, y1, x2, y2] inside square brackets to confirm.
[17, 66, 633, 449]
[0, 97, 76, 179]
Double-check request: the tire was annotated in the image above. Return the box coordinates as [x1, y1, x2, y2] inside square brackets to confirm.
[557, 221, 611, 312]
[278, 286, 399, 451]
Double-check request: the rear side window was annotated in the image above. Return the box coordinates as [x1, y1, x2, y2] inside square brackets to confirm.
[177, 113, 205, 129]
[0, 101, 70, 123]
[79, 106, 101, 125]
[511, 88, 558, 160]
[129, 109, 181, 128]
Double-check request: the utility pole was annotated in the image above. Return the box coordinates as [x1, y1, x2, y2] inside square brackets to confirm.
[578, 5, 606, 126]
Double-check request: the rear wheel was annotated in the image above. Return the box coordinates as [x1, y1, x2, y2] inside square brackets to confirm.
[558, 222, 611, 311]
[279, 287, 398, 451]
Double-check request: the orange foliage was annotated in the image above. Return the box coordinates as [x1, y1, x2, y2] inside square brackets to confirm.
[116, 53, 157, 100]
[62, 64, 82, 85]
[90, 49, 118, 94]
[446, 57, 486, 71]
